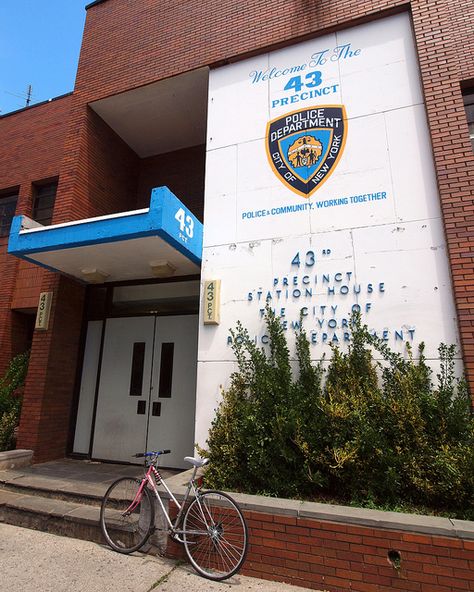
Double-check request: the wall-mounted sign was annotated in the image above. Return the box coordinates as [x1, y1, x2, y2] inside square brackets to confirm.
[194, 11, 462, 452]
[203, 280, 221, 325]
[200, 11, 461, 360]
[266, 105, 347, 197]
[35, 292, 53, 331]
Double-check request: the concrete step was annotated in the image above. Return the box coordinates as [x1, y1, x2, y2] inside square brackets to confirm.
[0, 489, 103, 544]
[0, 460, 183, 553]
[0, 484, 168, 552]
[0, 459, 178, 507]
[0, 477, 103, 506]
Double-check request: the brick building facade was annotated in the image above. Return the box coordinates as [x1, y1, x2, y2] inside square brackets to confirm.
[0, 0, 473, 464]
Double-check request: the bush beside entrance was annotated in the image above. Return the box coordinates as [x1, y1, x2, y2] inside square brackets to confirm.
[0, 352, 29, 452]
[201, 310, 474, 519]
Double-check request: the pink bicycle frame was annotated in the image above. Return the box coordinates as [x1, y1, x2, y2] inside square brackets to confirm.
[125, 462, 198, 533]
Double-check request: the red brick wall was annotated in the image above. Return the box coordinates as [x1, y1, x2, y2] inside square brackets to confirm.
[10, 311, 35, 360]
[410, 0, 474, 396]
[78, 0, 474, 105]
[0, 241, 21, 375]
[448, 0, 474, 80]
[16, 275, 86, 462]
[77, 0, 405, 103]
[167, 509, 474, 591]
[53, 106, 139, 223]
[10, 261, 44, 311]
[0, 96, 72, 195]
[0, 95, 72, 374]
[136, 145, 205, 219]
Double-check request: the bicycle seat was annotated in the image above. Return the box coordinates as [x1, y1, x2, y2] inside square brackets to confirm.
[184, 456, 210, 468]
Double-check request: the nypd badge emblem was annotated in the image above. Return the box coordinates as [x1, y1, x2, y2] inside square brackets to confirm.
[266, 105, 347, 198]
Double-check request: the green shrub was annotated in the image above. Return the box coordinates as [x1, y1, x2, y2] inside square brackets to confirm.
[0, 409, 20, 452]
[202, 310, 474, 518]
[0, 351, 29, 452]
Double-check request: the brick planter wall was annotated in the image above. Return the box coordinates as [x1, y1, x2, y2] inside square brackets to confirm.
[242, 511, 474, 591]
[163, 472, 474, 591]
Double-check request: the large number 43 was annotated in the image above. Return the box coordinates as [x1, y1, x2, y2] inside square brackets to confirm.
[292, 250, 315, 267]
[284, 70, 322, 93]
[175, 208, 194, 238]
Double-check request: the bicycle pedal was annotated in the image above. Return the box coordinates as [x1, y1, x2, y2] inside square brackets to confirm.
[169, 533, 185, 545]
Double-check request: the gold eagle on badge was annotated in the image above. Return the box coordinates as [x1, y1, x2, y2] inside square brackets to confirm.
[287, 135, 323, 168]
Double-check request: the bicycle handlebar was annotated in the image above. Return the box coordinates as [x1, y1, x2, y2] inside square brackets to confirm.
[133, 449, 171, 458]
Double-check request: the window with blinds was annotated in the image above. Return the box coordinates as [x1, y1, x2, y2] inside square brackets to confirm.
[463, 91, 474, 152]
[32, 181, 57, 225]
[0, 190, 18, 238]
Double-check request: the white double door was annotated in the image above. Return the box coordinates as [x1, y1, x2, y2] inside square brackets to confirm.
[92, 315, 198, 468]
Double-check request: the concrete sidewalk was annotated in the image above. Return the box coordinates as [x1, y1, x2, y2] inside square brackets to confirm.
[0, 523, 319, 592]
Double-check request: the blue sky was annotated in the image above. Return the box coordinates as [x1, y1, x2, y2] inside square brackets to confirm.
[0, 1, 88, 115]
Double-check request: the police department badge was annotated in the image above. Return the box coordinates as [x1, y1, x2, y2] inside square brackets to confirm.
[266, 105, 347, 198]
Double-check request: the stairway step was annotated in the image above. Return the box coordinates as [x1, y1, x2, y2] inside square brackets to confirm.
[0, 490, 104, 544]
[0, 489, 167, 553]
[0, 473, 105, 506]
[0, 490, 19, 506]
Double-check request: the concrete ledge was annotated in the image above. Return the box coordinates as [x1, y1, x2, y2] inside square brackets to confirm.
[165, 468, 474, 540]
[0, 490, 168, 555]
[0, 450, 33, 471]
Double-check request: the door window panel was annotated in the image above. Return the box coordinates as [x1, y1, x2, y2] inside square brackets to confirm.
[158, 343, 174, 398]
[129, 342, 146, 396]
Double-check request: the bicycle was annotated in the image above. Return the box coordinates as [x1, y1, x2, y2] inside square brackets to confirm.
[100, 449, 248, 581]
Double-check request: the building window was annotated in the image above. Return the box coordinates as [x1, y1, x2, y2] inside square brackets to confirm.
[463, 91, 474, 152]
[0, 190, 18, 238]
[32, 181, 57, 225]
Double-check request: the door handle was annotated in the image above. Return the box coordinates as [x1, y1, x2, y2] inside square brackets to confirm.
[137, 400, 146, 415]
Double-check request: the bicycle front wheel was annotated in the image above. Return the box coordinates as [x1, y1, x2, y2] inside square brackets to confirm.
[182, 490, 248, 580]
[100, 477, 155, 554]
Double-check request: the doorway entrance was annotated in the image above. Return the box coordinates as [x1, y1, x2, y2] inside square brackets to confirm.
[90, 315, 198, 468]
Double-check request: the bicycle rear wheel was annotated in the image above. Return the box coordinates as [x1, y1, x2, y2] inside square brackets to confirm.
[182, 490, 248, 580]
[100, 477, 155, 554]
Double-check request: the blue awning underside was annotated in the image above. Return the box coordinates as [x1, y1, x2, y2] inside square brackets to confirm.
[8, 187, 202, 284]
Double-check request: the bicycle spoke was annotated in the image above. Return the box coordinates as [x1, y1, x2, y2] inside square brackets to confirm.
[182, 491, 248, 580]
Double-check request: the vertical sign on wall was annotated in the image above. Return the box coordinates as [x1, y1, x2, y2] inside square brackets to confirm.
[35, 292, 53, 330]
[203, 280, 221, 325]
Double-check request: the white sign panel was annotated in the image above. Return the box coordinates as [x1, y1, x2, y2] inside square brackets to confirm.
[197, 12, 459, 438]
